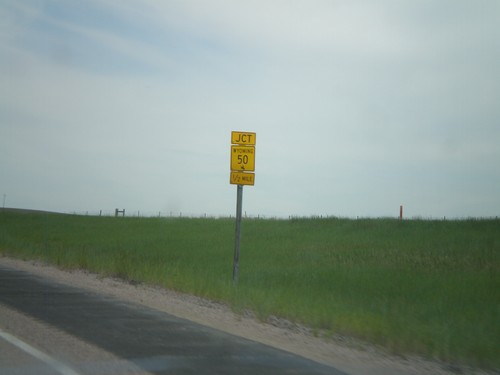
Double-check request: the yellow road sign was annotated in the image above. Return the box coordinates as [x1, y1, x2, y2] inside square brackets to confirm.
[231, 131, 256, 146]
[230, 171, 255, 186]
[231, 146, 255, 171]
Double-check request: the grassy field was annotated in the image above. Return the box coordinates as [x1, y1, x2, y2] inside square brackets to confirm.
[0, 210, 498, 368]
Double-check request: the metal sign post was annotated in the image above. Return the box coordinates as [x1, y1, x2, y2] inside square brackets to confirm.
[230, 131, 256, 283]
[233, 184, 243, 282]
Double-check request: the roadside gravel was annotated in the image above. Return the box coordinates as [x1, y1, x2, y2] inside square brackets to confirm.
[0, 256, 494, 375]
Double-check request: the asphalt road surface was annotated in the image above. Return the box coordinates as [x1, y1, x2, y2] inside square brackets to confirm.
[0, 265, 347, 375]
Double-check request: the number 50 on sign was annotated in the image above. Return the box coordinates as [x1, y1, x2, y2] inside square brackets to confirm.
[231, 146, 255, 171]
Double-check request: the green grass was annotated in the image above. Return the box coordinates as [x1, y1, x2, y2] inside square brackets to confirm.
[1, 210, 499, 368]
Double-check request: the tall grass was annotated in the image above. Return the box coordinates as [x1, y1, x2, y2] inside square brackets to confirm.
[0, 210, 498, 368]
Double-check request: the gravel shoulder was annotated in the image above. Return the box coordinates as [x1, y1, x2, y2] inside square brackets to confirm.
[0, 256, 493, 375]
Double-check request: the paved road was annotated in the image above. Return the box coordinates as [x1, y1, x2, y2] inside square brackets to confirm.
[0, 265, 347, 374]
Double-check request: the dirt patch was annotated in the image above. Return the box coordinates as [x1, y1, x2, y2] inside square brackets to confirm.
[0, 256, 493, 375]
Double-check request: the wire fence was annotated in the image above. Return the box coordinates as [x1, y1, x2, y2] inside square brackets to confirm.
[64, 209, 499, 221]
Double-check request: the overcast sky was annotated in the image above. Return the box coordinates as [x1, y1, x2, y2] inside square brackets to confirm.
[1, 1, 499, 218]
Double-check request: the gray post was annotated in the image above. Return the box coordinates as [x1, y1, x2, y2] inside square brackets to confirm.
[233, 184, 244, 282]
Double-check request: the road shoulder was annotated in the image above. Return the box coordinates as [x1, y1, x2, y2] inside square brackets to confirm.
[0, 256, 491, 375]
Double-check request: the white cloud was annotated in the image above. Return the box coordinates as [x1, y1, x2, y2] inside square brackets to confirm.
[1, 1, 499, 217]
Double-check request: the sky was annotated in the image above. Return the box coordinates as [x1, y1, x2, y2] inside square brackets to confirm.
[1, 1, 499, 219]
